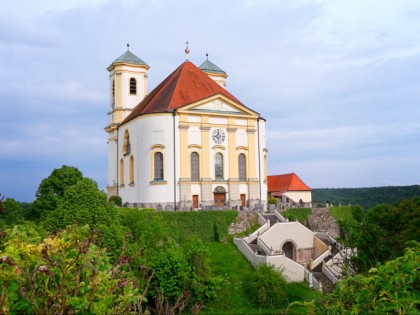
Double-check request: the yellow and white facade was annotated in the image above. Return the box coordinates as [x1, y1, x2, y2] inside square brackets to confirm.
[105, 49, 268, 210]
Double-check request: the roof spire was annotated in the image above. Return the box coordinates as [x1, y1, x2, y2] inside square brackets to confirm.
[127, 43, 130, 51]
[206, 53, 208, 60]
[185, 41, 190, 60]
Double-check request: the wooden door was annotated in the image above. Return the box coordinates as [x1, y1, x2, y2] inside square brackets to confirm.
[214, 193, 226, 207]
[240, 194, 246, 207]
[192, 195, 199, 209]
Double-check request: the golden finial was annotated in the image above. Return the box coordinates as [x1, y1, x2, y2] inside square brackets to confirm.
[185, 41, 190, 60]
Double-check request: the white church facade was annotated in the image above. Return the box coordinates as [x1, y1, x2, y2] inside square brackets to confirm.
[105, 48, 268, 210]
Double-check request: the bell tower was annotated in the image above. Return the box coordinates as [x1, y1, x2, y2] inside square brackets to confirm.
[199, 54, 227, 87]
[105, 45, 149, 197]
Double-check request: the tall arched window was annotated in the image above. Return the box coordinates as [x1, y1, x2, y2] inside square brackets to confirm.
[129, 78, 137, 95]
[129, 155, 134, 184]
[154, 152, 164, 180]
[111, 79, 115, 108]
[123, 130, 131, 156]
[238, 154, 246, 181]
[215, 153, 223, 180]
[191, 152, 199, 181]
[120, 159, 124, 185]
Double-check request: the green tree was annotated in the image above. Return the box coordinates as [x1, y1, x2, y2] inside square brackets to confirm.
[43, 178, 126, 259]
[27, 165, 83, 221]
[0, 197, 25, 228]
[0, 224, 150, 314]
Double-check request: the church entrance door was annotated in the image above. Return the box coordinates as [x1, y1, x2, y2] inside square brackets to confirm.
[240, 194, 246, 207]
[214, 193, 226, 207]
[192, 195, 199, 209]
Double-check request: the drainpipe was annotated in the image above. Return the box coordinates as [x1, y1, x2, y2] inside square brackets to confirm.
[257, 118, 262, 204]
[116, 125, 119, 197]
[173, 110, 177, 210]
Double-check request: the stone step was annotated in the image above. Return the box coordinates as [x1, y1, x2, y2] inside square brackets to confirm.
[313, 272, 335, 294]
[262, 214, 279, 225]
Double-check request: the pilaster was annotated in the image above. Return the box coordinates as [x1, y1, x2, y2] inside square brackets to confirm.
[200, 125, 211, 178]
[227, 127, 238, 179]
[179, 124, 189, 178]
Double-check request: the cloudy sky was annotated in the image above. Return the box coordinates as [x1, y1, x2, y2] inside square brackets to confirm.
[1, 0, 419, 202]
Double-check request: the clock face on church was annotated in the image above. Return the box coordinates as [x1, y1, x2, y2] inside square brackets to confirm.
[212, 129, 225, 144]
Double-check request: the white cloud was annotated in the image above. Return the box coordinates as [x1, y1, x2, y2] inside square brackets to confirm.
[300, 0, 420, 69]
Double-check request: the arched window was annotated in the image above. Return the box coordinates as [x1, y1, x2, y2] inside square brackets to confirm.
[191, 152, 200, 181]
[129, 78, 137, 95]
[112, 79, 115, 97]
[154, 152, 164, 180]
[238, 154, 246, 181]
[215, 153, 223, 180]
[129, 155, 134, 184]
[120, 159, 124, 185]
[123, 130, 131, 156]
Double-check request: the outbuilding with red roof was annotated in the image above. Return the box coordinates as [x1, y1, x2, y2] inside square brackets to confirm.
[268, 173, 312, 206]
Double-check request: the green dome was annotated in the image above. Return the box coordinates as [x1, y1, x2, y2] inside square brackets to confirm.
[111, 50, 149, 67]
[199, 59, 226, 75]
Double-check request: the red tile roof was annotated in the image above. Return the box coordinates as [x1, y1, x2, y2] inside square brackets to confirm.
[267, 173, 311, 196]
[123, 61, 243, 124]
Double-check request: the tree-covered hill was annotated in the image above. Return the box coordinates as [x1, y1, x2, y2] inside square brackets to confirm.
[313, 185, 420, 210]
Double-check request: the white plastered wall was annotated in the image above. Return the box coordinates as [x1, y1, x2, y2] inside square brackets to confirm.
[284, 191, 312, 203]
[117, 114, 178, 204]
[260, 222, 314, 251]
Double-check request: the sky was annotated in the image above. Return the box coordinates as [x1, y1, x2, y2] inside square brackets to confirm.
[0, 0, 419, 202]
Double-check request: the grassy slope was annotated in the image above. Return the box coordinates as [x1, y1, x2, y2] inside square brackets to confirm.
[201, 242, 320, 314]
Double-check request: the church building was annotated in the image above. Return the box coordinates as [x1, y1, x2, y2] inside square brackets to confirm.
[105, 47, 268, 210]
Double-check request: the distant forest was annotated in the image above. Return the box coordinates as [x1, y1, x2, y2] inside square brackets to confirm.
[312, 185, 420, 210]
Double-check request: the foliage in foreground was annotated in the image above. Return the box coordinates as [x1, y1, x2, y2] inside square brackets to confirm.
[0, 224, 149, 314]
[289, 243, 420, 314]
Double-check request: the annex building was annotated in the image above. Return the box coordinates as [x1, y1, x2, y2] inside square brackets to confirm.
[105, 47, 268, 210]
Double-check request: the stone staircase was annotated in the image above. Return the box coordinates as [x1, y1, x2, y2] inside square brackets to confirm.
[262, 213, 279, 226]
[313, 271, 335, 294]
[241, 209, 338, 293]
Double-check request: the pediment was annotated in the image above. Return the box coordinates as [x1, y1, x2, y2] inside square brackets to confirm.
[192, 99, 243, 114]
[180, 95, 258, 117]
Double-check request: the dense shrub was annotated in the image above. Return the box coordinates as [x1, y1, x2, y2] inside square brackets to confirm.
[109, 195, 122, 207]
[282, 208, 311, 224]
[118, 209, 238, 244]
[245, 264, 287, 308]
